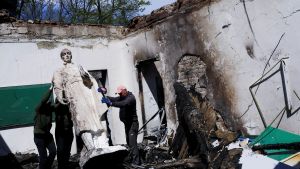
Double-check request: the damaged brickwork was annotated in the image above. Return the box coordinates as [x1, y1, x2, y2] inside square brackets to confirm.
[177, 55, 208, 99]
[0, 8, 124, 44]
[126, 0, 219, 34]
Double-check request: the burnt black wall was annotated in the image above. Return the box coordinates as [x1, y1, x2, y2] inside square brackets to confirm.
[0, 0, 17, 16]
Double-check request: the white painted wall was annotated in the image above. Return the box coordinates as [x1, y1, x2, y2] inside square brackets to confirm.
[122, 0, 300, 136]
[198, 0, 300, 135]
[0, 38, 143, 153]
[1, 0, 300, 154]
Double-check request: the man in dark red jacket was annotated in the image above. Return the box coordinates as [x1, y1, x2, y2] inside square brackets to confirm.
[99, 85, 140, 166]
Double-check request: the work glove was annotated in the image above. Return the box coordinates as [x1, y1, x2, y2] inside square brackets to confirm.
[98, 87, 107, 94]
[101, 97, 112, 106]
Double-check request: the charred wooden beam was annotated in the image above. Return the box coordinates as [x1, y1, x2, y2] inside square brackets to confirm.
[173, 82, 210, 159]
[153, 158, 205, 169]
[172, 82, 240, 168]
[252, 142, 300, 151]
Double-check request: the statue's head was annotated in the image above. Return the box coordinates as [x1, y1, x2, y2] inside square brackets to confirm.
[60, 48, 72, 63]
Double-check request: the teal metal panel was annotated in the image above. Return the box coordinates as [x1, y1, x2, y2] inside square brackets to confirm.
[0, 83, 51, 128]
[251, 126, 300, 161]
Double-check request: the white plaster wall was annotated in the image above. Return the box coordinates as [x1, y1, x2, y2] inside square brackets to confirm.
[124, 32, 180, 136]
[196, 0, 300, 134]
[1, 0, 300, 154]
[122, 0, 300, 136]
[102, 39, 144, 143]
[0, 43, 61, 87]
[0, 37, 143, 152]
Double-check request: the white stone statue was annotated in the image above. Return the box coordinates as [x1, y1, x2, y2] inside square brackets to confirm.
[53, 48, 108, 151]
[53, 49, 126, 167]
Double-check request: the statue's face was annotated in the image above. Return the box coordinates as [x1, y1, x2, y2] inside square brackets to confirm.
[61, 49, 72, 63]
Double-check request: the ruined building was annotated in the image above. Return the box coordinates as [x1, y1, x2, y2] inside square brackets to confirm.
[1, 0, 300, 168]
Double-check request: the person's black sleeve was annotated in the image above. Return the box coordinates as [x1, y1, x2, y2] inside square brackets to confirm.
[110, 95, 135, 108]
[107, 96, 120, 102]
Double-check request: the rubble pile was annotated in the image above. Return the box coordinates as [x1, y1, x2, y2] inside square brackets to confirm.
[170, 82, 242, 169]
[139, 144, 172, 165]
[5, 83, 300, 168]
[15, 153, 38, 169]
[3, 153, 80, 169]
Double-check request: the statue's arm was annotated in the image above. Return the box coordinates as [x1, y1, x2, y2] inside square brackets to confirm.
[78, 64, 93, 78]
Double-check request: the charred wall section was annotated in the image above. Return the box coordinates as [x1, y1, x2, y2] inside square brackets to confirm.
[130, 0, 300, 135]
[130, 0, 251, 134]
[131, 14, 240, 134]
[176, 54, 241, 133]
[177, 55, 208, 99]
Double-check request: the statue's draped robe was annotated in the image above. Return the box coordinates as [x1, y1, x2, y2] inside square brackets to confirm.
[53, 63, 106, 135]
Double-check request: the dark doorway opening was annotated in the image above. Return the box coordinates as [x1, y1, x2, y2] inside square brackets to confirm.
[88, 70, 108, 88]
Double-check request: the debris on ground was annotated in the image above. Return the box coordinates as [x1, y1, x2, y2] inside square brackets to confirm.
[4, 82, 300, 169]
